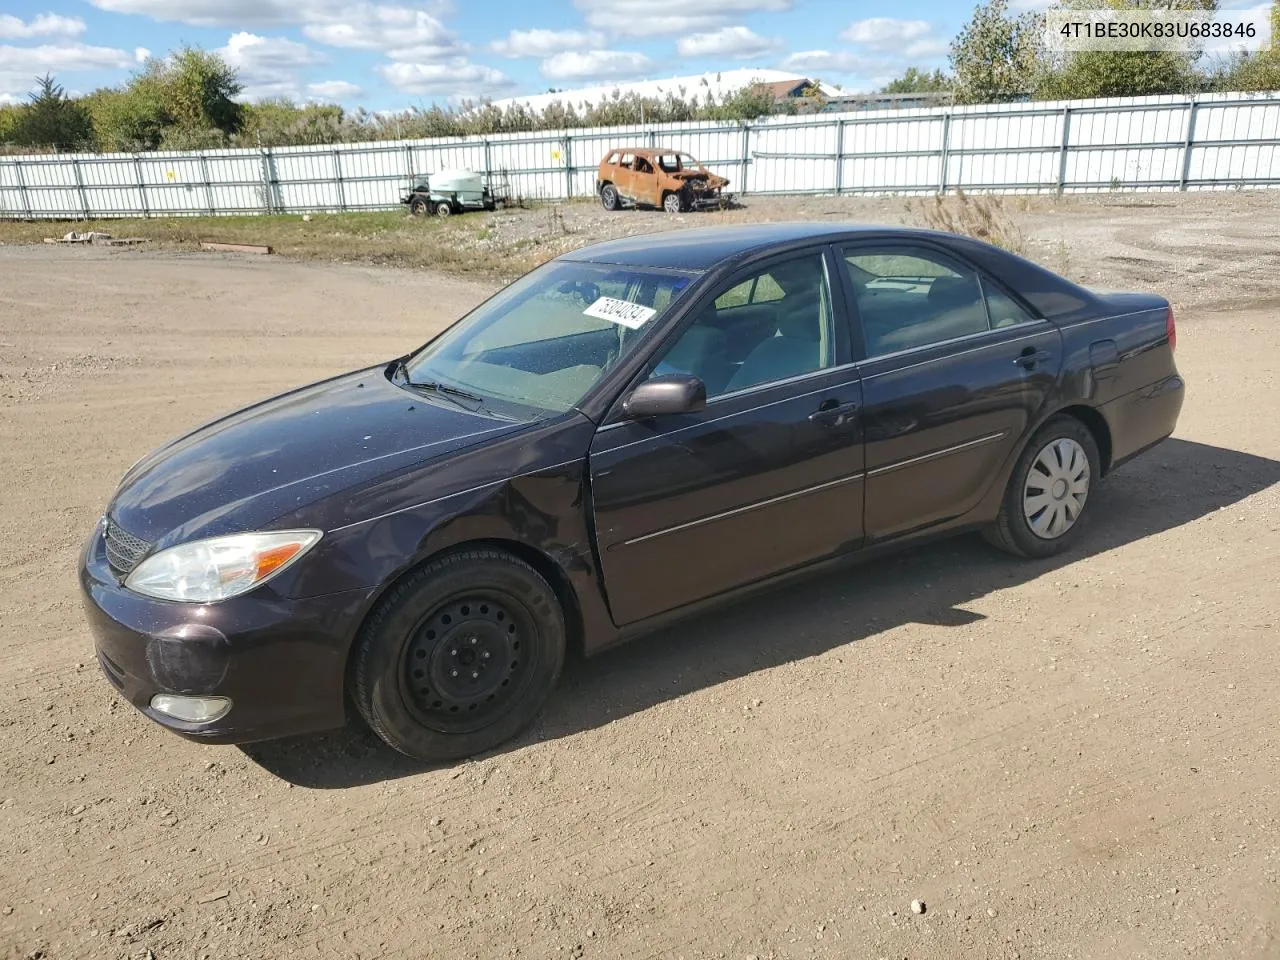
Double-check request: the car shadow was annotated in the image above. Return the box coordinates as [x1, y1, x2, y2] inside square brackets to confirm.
[241, 438, 1280, 788]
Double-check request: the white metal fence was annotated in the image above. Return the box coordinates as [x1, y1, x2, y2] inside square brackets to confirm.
[1, 91, 1278, 220]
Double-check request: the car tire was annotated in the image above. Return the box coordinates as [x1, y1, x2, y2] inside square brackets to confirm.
[352, 548, 566, 762]
[434, 201, 453, 218]
[663, 191, 684, 214]
[984, 415, 1100, 559]
[600, 183, 619, 211]
[409, 197, 428, 216]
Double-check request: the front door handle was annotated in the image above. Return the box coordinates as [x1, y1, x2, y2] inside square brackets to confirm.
[1015, 347, 1053, 370]
[809, 399, 860, 427]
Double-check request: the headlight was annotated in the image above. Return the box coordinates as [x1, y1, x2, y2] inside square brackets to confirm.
[124, 530, 322, 602]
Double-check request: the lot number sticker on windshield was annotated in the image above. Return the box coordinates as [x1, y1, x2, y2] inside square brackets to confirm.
[583, 296, 657, 330]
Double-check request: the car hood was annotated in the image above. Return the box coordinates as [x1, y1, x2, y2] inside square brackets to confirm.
[108, 366, 519, 546]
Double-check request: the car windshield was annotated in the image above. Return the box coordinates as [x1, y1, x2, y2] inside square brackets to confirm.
[398, 260, 699, 419]
[657, 154, 697, 172]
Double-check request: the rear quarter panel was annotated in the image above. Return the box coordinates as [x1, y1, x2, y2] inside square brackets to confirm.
[1056, 293, 1183, 469]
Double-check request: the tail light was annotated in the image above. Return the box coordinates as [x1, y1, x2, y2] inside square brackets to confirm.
[1166, 306, 1177, 352]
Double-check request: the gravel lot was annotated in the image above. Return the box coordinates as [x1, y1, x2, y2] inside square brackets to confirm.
[1, 192, 1278, 960]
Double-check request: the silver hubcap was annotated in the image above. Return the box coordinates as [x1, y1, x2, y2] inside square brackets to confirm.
[1023, 437, 1090, 539]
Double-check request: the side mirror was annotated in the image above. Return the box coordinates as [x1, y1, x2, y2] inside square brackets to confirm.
[621, 375, 707, 419]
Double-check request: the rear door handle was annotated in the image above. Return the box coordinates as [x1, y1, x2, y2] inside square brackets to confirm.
[809, 399, 860, 427]
[1015, 348, 1053, 370]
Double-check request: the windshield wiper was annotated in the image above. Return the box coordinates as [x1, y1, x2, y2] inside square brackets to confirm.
[393, 359, 485, 409]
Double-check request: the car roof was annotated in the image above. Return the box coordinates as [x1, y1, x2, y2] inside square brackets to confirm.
[603, 148, 688, 158]
[560, 222, 928, 271]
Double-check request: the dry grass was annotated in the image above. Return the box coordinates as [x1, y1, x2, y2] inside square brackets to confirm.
[905, 188, 1028, 256]
[0, 208, 576, 281]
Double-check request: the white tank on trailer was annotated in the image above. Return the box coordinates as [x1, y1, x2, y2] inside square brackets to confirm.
[431, 169, 485, 202]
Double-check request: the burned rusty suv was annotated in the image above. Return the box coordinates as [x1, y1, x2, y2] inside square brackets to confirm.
[597, 148, 731, 213]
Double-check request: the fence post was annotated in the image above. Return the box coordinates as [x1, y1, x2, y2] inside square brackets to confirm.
[71, 155, 90, 219]
[939, 112, 952, 195]
[198, 154, 215, 215]
[563, 134, 573, 200]
[133, 154, 150, 217]
[14, 159, 32, 219]
[834, 118, 845, 195]
[483, 138, 492, 178]
[1179, 98, 1198, 191]
[740, 123, 751, 196]
[259, 145, 274, 214]
[1057, 106, 1072, 193]
[333, 148, 347, 212]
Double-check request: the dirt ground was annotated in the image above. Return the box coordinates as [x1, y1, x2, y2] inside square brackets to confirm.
[1, 192, 1278, 960]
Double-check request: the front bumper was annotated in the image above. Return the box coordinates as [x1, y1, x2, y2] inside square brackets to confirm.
[79, 522, 377, 745]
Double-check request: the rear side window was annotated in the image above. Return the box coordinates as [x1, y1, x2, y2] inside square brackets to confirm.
[843, 246, 1036, 357]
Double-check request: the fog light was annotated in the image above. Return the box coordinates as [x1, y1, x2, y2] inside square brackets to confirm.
[149, 694, 231, 723]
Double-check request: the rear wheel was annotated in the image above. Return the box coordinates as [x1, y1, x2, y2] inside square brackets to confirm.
[434, 200, 453, 218]
[663, 191, 684, 214]
[353, 549, 566, 762]
[600, 183, 619, 211]
[984, 415, 1100, 558]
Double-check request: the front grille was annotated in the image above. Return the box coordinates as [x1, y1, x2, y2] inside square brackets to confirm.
[104, 518, 151, 575]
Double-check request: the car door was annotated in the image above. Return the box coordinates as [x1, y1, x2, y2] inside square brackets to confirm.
[632, 155, 661, 207]
[837, 241, 1062, 541]
[611, 153, 637, 203]
[587, 247, 865, 627]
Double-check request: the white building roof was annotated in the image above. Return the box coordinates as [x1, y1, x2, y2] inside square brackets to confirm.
[487, 69, 839, 114]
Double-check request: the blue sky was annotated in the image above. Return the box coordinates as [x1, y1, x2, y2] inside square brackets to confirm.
[0, 0, 1009, 110]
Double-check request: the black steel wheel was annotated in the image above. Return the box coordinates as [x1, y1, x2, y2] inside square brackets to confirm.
[600, 183, 619, 211]
[409, 196, 428, 215]
[353, 548, 566, 762]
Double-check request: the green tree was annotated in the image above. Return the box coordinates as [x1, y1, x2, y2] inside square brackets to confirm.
[1035, 0, 1217, 98]
[880, 67, 952, 94]
[158, 47, 243, 133]
[9, 74, 93, 149]
[1204, 0, 1280, 91]
[950, 0, 1042, 103]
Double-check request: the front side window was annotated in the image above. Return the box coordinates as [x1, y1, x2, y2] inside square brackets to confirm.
[649, 253, 834, 398]
[401, 261, 698, 419]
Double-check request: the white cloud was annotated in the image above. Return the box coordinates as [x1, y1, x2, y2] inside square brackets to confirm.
[780, 49, 876, 74]
[541, 49, 652, 81]
[0, 42, 134, 73]
[217, 32, 325, 102]
[303, 5, 459, 58]
[829, 17, 950, 68]
[134, 46, 150, 63]
[491, 28, 604, 58]
[378, 57, 512, 98]
[87, 0, 452, 27]
[676, 26, 780, 59]
[0, 13, 86, 39]
[574, 0, 790, 37]
[309, 79, 362, 100]
[0, 43, 135, 101]
[840, 18, 931, 47]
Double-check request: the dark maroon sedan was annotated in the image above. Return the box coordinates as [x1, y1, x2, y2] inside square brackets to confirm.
[80, 224, 1184, 761]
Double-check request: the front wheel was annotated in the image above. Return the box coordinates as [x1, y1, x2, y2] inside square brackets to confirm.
[663, 191, 684, 214]
[409, 196, 428, 216]
[984, 415, 1100, 558]
[352, 549, 566, 762]
[434, 200, 453, 218]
